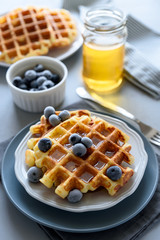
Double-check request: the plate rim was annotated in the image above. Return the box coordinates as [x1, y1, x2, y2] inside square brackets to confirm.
[14, 112, 148, 212]
[1, 111, 159, 232]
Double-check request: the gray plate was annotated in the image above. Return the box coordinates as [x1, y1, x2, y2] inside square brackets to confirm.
[1, 112, 159, 233]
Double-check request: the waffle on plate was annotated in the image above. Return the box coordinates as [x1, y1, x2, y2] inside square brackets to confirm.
[0, 7, 77, 64]
[25, 108, 135, 202]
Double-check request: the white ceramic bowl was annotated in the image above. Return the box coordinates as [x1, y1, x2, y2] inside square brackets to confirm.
[6, 56, 68, 113]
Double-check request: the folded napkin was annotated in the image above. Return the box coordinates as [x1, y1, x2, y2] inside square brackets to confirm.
[1, 101, 160, 240]
[124, 16, 160, 99]
[63, 0, 160, 99]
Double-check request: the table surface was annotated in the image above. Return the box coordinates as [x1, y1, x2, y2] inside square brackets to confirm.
[1, 0, 160, 239]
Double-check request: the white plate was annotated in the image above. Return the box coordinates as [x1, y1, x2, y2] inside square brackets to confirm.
[0, 13, 83, 67]
[14, 112, 148, 212]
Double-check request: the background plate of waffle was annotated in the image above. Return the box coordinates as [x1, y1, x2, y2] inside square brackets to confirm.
[0, 8, 83, 67]
[14, 112, 148, 212]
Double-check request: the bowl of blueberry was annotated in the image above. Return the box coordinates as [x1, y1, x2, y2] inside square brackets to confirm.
[6, 56, 68, 112]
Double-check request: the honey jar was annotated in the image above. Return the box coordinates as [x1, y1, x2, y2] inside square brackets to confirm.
[82, 7, 127, 93]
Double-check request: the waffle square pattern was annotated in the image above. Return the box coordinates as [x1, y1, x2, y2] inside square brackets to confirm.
[0, 7, 77, 64]
[25, 110, 135, 199]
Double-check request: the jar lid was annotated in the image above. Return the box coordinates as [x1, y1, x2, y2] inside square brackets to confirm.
[84, 7, 126, 33]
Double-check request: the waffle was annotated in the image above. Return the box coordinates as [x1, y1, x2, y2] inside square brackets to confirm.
[25, 110, 134, 199]
[0, 7, 77, 64]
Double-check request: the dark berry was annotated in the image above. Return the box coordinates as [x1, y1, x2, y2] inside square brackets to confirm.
[49, 114, 61, 127]
[29, 88, 39, 91]
[72, 143, 87, 157]
[42, 80, 55, 88]
[24, 70, 37, 81]
[38, 138, 52, 152]
[30, 79, 38, 88]
[81, 137, 93, 148]
[27, 166, 43, 183]
[42, 70, 53, 79]
[37, 76, 47, 86]
[69, 133, 81, 145]
[38, 85, 47, 91]
[106, 166, 122, 181]
[67, 189, 83, 203]
[44, 106, 55, 119]
[12, 76, 22, 87]
[34, 64, 44, 72]
[51, 74, 60, 84]
[18, 83, 28, 90]
[59, 110, 70, 121]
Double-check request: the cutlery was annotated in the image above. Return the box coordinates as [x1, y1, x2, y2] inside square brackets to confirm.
[76, 87, 160, 147]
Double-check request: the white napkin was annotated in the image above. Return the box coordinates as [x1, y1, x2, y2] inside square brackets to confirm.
[62, 0, 160, 99]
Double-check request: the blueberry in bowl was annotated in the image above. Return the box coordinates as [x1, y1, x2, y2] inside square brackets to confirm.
[6, 56, 68, 112]
[12, 64, 60, 92]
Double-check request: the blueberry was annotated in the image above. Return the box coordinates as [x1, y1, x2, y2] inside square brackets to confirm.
[49, 114, 61, 127]
[27, 166, 43, 183]
[106, 166, 122, 181]
[42, 80, 55, 88]
[44, 106, 55, 119]
[38, 85, 47, 91]
[24, 70, 37, 81]
[38, 138, 52, 152]
[67, 189, 83, 203]
[12, 76, 22, 87]
[81, 137, 93, 148]
[37, 76, 47, 86]
[34, 64, 44, 72]
[59, 110, 71, 122]
[51, 73, 60, 84]
[18, 83, 28, 90]
[69, 133, 81, 145]
[29, 88, 39, 91]
[30, 79, 38, 88]
[22, 78, 29, 85]
[42, 70, 53, 79]
[72, 143, 87, 157]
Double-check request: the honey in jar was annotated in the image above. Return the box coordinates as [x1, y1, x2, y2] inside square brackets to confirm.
[82, 7, 127, 93]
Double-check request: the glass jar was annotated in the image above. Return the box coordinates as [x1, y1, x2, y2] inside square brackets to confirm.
[82, 7, 127, 93]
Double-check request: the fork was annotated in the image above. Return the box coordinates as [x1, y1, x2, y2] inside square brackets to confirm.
[76, 87, 160, 147]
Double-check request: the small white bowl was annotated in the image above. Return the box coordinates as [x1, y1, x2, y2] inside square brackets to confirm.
[6, 56, 68, 113]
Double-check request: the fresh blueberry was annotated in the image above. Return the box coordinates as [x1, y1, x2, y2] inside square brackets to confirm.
[69, 133, 81, 145]
[38, 138, 52, 152]
[38, 85, 47, 91]
[42, 80, 55, 88]
[67, 189, 83, 203]
[72, 143, 87, 157]
[59, 110, 71, 122]
[30, 79, 38, 88]
[34, 64, 44, 72]
[22, 78, 29, 85]
[27, 166, 43, 183]
[81, 137, 93, 148]
[18, 83, 28, 90]
[29, 88, 39, 91]
[24, 70, 37, 81]
[12, 76, 22, 87]
[49, 114, 61, 127]
[37, 76, 47, 86]
[42, 70, 53, 79]
[106, 166, 122, 181]
[44, 106, 55, 119]
[51, 73, 60, 84]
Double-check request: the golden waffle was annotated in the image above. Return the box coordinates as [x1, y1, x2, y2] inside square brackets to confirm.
[25, 110, 134, 199]
[0, 7, 77, 64]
